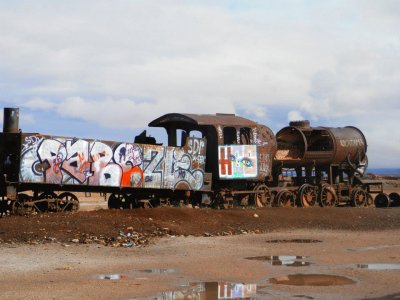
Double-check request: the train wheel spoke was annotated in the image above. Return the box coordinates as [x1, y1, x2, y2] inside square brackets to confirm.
[298, 184, 317, 207]
[57, 192, 79, 211]
[351, 188, 367, 207]
[277, 190, 296, 207]
[253, 184, 272, 207]
[319, 184, 338, 207]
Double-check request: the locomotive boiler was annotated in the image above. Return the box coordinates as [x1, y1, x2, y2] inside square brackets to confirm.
[273, 120, 372, 207]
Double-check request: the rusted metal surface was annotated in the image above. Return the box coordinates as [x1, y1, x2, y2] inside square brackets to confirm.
[1, 108, 387, 214]
[3, 108, 19, 133]
[149, 113, 258, 128]
[275, 121, 367, 169]
[149, 113, 276, 181]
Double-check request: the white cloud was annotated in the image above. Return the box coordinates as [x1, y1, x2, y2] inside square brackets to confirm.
[1, 1, 399, 167]
[23, 97, 57, 110]
[288, 111, 304, 122]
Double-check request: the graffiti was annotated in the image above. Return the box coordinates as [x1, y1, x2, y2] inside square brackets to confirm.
[142, 145, 164, 189]
[217, 125, 223, 140]
[340, 138, 364, 147]
[258, 152, 270, 176]
[114, 143, 144, 187]
[19, 135, 206, 191]
[218, 145, 258, 179]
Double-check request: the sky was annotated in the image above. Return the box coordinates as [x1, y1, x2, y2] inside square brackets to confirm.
[0, 0, 399, 168]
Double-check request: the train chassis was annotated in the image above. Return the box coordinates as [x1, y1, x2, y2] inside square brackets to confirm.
[0, 178, 395, 217]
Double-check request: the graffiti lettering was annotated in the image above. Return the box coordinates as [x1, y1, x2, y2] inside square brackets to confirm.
[143, 145, 164, 189]
[19, 135, 206, 191]
[339, 139, 364, 147]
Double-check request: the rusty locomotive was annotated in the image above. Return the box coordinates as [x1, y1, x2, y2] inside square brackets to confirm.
[0, 107, 391, 216]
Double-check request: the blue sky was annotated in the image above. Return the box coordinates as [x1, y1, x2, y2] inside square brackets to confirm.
[0, 0, 399, 168]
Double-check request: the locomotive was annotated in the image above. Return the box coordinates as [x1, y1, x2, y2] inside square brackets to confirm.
[0, 107, 390, 216]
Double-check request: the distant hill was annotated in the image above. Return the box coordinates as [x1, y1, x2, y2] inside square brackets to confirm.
[368, 168, 400, 176]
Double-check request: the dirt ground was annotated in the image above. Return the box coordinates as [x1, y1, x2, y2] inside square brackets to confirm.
[1, 180, 400, 299]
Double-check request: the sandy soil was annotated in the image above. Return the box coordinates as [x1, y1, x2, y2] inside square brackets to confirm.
[1, 181, 400, 299]
[1, 229, 400, 299]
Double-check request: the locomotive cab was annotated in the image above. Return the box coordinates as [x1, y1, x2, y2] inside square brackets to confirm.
[149, 113, 277, 199]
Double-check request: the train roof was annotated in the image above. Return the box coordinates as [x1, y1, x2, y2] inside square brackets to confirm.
[148, 113, 257, 129]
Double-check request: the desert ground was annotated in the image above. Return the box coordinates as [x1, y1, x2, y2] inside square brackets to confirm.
[1, 178, 400, 299]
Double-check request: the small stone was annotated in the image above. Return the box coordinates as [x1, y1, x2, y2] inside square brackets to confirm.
[253, 213, 259, 218]
[71, 239, 79, 243]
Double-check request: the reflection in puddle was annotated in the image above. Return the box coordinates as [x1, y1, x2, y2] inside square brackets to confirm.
[133, 268, 176, 274]
[96, 274, 121, 280]
[151, 282, 258, 299]
[266, 239, 322, 244]
[269, 274, 356, 286]
[347, 244, 400, 252]
[357, 263, 400, 270]
[245, 255, 311, 267]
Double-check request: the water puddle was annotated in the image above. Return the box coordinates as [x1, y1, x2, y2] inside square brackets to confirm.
[357, 263, 400, 270]
[347, 244, 400, 252]
[149, 282, 259, 299]
[269, 274, 356, 286]
[245, 255, 311, 267]
[96, 273, 122, 280]
[96, 268, 176, 281]
[132, 268, 176, 274]
[266, 239, 322, 244]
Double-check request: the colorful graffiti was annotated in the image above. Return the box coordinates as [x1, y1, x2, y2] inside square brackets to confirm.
[218, 145, 258, 179]
[19, 135, 206, 191]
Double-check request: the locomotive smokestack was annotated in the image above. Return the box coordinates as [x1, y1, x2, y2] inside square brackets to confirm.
[3, 107, 20, 133]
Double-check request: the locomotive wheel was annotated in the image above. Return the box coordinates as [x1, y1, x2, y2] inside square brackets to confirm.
[271, 191, 279, 207]
[239, 194, 250, 207]
[35, 192, 58, 212]
[253, 184, 272, 207]
[351, 188, 367, 207]
[389, 192, 400, 207]
[319, 184, 338, 207]
[211, 192, 224, 209]
[127, 194, 140, 208]
[13, 193, 33, 215]
[366, 193, 374, 207]
[1, 197, 14, 217]
[57, 192, 79, 212]
[276, 190, 296, 207]
[374, 193, 390, 207]
[108, 193, 129, 209]
[298, 184, 317, 207]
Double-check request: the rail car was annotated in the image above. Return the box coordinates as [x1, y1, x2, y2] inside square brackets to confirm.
[0, 107, 396, 216]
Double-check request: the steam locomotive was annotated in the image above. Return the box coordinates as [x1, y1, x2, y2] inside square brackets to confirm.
[0, 107, 390, 216]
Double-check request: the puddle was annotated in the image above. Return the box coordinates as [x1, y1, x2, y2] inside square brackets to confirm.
[357, 263, 400, 270]
[245, 255, 311, 267]
[347, 244, 400, 252]
[133, 268, 176, 274]
[96, 274, 122, 280]
[266, 239, 322, 244]
[96, 268, 176, 281]
[149, 282, 258, 299]
[269, 274, 356, 286]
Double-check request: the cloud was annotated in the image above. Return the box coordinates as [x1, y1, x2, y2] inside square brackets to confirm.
[288, 111, 305, 122]
[0, 1, 399, 167]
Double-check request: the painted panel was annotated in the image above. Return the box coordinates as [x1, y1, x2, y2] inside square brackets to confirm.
[218, 145, 258, 179]
[19, 134, 206, 191]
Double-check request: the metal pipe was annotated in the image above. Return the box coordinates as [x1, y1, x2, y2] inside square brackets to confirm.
[3, 108, 19, 133]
